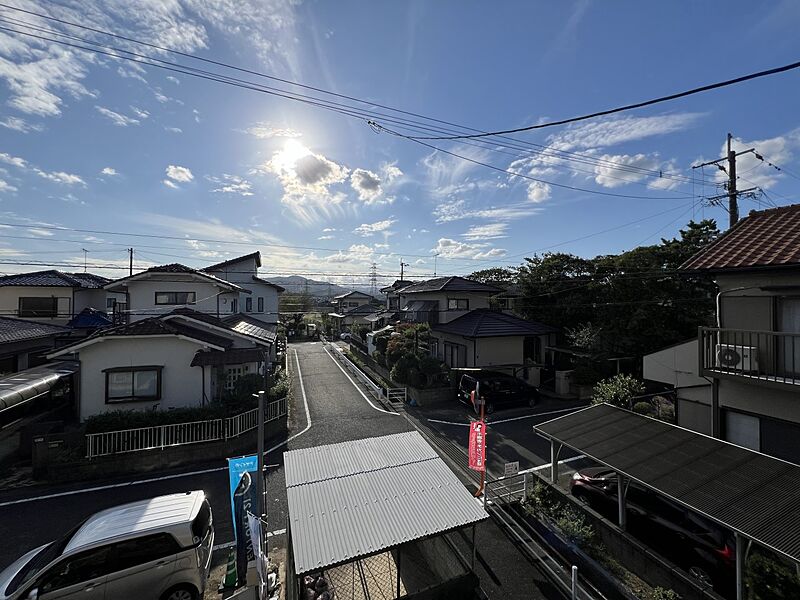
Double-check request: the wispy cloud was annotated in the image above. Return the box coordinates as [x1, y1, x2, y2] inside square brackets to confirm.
[95, 106, 140, 127]
[0, 116, 43, 133]
[353, 218, 396, 237]
[241, 122, 302, 139]
[0, 151, 84, 186]
[433, 237, 506, 260]
[206, 174, 254, 196]
[462, 223, 508, 241]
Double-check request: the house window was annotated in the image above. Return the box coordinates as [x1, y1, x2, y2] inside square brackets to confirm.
[257, 297, 264, 313]
[225, 364, 250, 391]
[724, 410, 760, 452]
[348, 302, 359, 308]
[104, 367, 162, 403]
[106, 297, 117, 310]
[443, 342, 467, 367]
[447, 298, 469, 310]
[154, 292, 196, 305]
[19, 297, 59, 318]
[231, 298, 238, 313]
[246, 297, 253, 312]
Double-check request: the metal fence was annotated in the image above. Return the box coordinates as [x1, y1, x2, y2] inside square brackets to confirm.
[86, 396, 288, 458]
[326, 341, 406, 410]
[386, 387, 407, 404]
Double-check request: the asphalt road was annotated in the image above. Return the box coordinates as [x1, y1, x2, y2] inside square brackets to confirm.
[0, 341, 408, 570]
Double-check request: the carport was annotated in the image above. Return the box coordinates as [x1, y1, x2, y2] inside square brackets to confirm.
[533, 403, 800, 600]
[284, 431, 488, 600]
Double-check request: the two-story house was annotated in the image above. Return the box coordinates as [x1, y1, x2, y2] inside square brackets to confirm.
[104, 263, 246, 323]
[204, 252, 284, 326]
[397, 276, 503, 325]
[330, 290, 378, 333]
[0, 270, 119, 325]
[650, 205, 800, 464]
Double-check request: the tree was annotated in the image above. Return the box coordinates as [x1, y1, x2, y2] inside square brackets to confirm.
[467, 267, 518, 285]
[592, 374, 645, 408]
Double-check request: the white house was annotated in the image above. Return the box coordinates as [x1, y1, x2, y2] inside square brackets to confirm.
[205, 252, 284, 326]
[48, 308, 275, 421]
[104, 263, 246, 324]
[398, 276, 504, 325]
[0, 270, 121, 325]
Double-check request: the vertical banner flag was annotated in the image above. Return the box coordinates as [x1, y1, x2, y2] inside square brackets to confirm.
[228, 455, 258, 580]
[247, 512, 264, 581]
[468, 420, 486, 472]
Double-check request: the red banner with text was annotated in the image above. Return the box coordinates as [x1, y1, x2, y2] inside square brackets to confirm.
[468, 420, 486, 472]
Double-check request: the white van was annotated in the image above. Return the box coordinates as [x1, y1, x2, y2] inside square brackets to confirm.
[0, 491, 214, 600]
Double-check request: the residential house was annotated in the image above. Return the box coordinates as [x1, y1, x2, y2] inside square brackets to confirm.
[0, 316, 70, 374]
[398, 276, 504, 325]
[332, 290, 375, 313]
[330, 291, 378, 333]
[48, 308, 275, 421]
[429, 309, 557, 381]
[650, 204, 800, 464]
[104, 263, 247, 324]
[363, 280, 416, 331]
[380, 280, 415, 311]
[0, 270, 120, 325]
[204, 252, 285, 326]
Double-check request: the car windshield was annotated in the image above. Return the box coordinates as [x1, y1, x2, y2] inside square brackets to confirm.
[482, 378, 515, 392]
[6, 522, 83, 595]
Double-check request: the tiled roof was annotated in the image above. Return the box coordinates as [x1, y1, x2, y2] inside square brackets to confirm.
[399, 276, 503, 294]
[105, 263, 247, 292]
[191, 347, 265, 367]
[223, 313, 277, 344]
[205, 251, 262, 271]
[333, 290, 374, 300]
[0, 270, 109, 288]
[146, 263, 197, 273]
[379, 279, 416, 293]
[71, 317, 232, 350]
[680, 204, 800, 272]
[432, 309, 558, 338]
[0, 317, 69, 344]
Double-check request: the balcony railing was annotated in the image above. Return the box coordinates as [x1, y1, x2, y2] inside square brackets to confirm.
[699, 327, 800, 387]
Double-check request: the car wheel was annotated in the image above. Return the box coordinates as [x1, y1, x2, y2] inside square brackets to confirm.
[161, 585, 198, 600]
[688, 566, 713, 587]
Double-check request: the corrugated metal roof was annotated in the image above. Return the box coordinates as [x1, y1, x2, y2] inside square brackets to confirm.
[285, 431, 488, 575]
[534, 404, 800, 563]
[432, 309, 558, 338]
[0, 360, 78, 412]
[680, 204, 800, 272]
[0, 317, 69, 344]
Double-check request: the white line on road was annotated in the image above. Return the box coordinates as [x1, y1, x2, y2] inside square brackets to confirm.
[213, 528, 287, 551]
[266, 348, 312, 454]
[0, 466, 228, 507]
[323, 346, 399, 416]
[427, 406, 583, 427]
[526, 454, 587, 473]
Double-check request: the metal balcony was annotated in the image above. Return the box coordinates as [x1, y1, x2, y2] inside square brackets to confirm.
[699, 326, 800, 388]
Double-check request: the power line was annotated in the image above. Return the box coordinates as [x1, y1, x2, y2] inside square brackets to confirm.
[398, 59, 800, 141]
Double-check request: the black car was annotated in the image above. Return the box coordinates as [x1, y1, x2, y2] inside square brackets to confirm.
[570, 467, 735, 592]
[457, 371, 539, 414]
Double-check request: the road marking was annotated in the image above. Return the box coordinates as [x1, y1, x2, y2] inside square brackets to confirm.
[427, 406, 584, 428]
[0, 466, 228, 507]
[213, 528, 287, 551]
[266, 349, 312, 454]
[323, 346, 399, 416]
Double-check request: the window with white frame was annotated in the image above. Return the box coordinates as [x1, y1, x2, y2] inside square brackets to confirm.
[105, 367, 162, 403]
[225, 364, 250, 390]
[447, 298, 469, 310]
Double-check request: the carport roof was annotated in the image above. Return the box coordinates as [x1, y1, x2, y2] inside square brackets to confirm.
[285, 431, 488, 575]
[533, 403, 800, 563]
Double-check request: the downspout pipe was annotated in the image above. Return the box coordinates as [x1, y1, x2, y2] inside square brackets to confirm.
[715, 286, 761, 327]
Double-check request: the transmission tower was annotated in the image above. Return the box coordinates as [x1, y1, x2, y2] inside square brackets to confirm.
[369, 262, 378, 296]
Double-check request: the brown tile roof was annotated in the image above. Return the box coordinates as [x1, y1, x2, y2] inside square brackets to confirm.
[680, 204, 800, 272]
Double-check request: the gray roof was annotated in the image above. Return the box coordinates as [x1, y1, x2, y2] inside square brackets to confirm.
[534, 404, 800, 564]
[379, 279, 416, 293]
[205, 251, 262, 271]
[432, 309, 558, 338]
[0, 270, 109, 289]
[402, 300, 438, 312]
[0, 360, 78, 412]
[105, 263, 247, 293]
[285, 431, 488, 575]
[333, 290, 374, 300]
[0, 317, 69, 344]
[223, 313, 277, 344]
[399, 276, 503, 295]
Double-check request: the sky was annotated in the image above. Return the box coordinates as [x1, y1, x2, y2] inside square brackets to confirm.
[1, 0, 800, 287]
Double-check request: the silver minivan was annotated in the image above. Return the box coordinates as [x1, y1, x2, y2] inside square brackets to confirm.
[0, 490, 214, 600]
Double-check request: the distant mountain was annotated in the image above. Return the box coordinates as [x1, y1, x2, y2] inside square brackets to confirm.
[268, 275, 376, 299]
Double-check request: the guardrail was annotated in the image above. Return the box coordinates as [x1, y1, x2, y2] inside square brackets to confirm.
[326, 341, 406, 409]
[86, 396, 288, 458]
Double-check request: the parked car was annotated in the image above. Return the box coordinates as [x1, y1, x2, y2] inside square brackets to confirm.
[570, 467, 735, 590]
[0, 491, 214, 600]
[457, 371, 539, 414]
[340, 332, 352, 341]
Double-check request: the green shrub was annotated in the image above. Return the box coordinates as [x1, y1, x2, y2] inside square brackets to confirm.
[408, 368, 427, 388]
[592, 374, 645, 408]
[573, 364, 603, 386]
[372, 350, 386, 367]
[650, 589, 680, 600]
[554, 507, 595, 546]
[633, 401, 654, 415]
[85, 406, 227, 434]
[745, 551, 800, 599]
[374, 335, 389, 354]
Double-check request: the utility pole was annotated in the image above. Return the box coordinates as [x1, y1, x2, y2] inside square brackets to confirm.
[128, 248, 134, 276]
[82, 248, 88, 272]
[693, 133, 758, 228]
[433, 253, 439, 277]
[400, 259, 409, 281]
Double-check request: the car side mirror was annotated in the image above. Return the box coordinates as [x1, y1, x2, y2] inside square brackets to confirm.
[26, 588, 39, 600]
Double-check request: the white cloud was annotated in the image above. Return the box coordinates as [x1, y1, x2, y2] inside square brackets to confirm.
[101, 167, 118, 176]
[207, 174, 254, 196]
[192, 109, 200, 123]
[353, 218, 396, 237]
[0, 151, 84, 186]
[323, 244, 374, 264]
[165, 165, 194, 183]
[721, 132, 800, 189]
[241, 122, 302, 139]
[350, 168, 382, 202]
[462, 223, 508, 241]
[322, 227, 336, 232]
[27, 227, 54, 237]
[95, 106, 140, 127]
[433, 198, 541, 223]
[163, 179, 179, 189]
[0, 152, 27, 169]
[130, 106, 150, 119]
[318, 235, 335, 240]
[0, 116, 43, 133]
[164, 126, 183, 134]
[433, 237, 507, 260]
[0, 179, 17, 193]
[548, 113, 703, 151]
[526, 180, 552, 202]
[166, 75, 180, 84]
[117, 65, 147, 84]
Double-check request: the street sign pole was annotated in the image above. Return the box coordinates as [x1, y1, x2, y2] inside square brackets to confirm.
[473, 381, 486, 498]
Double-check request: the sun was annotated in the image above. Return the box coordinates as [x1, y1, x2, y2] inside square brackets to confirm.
[272, 139, 312, 172]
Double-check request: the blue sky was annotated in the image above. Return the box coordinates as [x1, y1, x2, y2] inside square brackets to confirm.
[1, 0, 799, 285]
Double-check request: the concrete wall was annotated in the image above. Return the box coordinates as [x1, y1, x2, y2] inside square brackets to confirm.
[77, 336, 214, 421]
[122, 278, 238, 321]
[644, 339, 708, 388]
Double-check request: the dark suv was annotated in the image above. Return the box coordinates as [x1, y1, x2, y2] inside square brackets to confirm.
[570, 467, 735, 592]
[457, 371, 539, 414]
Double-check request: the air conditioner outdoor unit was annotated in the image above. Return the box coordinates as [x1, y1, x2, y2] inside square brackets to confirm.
[716, 344, 759, 372]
